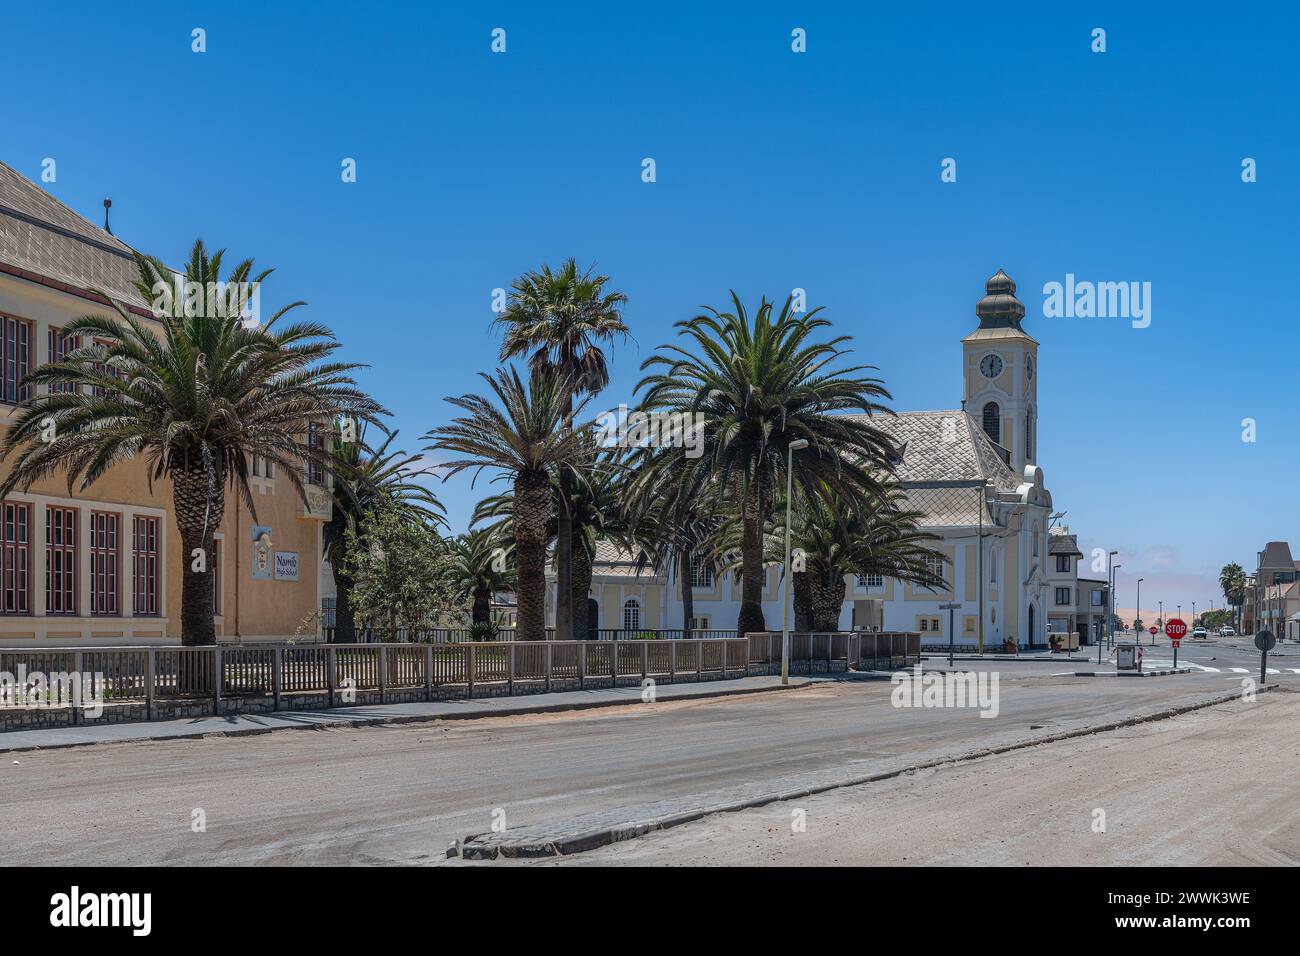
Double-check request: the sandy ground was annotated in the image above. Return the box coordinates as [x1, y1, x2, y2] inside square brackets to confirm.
[548, 692, 1300, 866]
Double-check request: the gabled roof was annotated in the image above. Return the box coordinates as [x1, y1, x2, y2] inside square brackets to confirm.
[1049, 533, 1081, 556]
[0, 160, 147, 308]
[1260, 541, 1295, 569]
[840, 409, 1025, 527]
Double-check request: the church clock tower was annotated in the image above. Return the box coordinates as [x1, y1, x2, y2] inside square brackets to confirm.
[962, 269, 1038, 473]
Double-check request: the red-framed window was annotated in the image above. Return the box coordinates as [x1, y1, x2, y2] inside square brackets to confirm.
[2, 316, 32, 404]
[45, 506, 77, 615]
[211, 537, 222, 615]
[132, 515, 159, 617]
[0, 501, 31, 615]
[47, 327, 80, 394]
[90, 511, 120, 616]
[91, 337, 122, 399]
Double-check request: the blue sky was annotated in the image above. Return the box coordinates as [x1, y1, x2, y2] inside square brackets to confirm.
[6, 1, 1298, 617]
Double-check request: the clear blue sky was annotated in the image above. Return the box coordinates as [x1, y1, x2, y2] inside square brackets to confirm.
[7, 1, 1298, 618]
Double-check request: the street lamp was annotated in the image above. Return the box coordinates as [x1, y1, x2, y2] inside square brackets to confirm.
[1110, 563, 1122, 648]
[781, 438, 809, 685]
[1137, 578, 1144, 646]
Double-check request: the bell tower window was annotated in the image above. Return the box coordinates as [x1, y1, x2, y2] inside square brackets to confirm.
[982, 402, 1000, 445]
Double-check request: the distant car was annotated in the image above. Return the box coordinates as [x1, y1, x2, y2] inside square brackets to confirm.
[1219, 626, 1236, 637]
[1192, 626, 1208, 639]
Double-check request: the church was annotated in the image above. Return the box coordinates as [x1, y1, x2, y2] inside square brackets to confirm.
[552, 269, 1086, 649]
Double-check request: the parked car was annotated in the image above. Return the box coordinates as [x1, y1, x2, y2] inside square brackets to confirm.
[1219, 626, 1236, 637]
[1192, 626, 1208, 639]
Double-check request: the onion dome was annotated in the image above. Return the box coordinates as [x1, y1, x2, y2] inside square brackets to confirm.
[975, 268, 1026, 330]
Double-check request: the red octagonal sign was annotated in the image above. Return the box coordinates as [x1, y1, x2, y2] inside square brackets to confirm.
[1166, 618, 1188, 640]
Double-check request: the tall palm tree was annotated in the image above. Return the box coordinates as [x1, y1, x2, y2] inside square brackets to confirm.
[424, 366, 591, 640]
[493, 259, 628, 642]
[768, 483, 944, 631]
[624, 453, 724, 639]
[473, 442, 633, 639]
[325, 426, 444, 643]
[1219, 562, 1247, 634]
[443, 526, 515, 626]
[0, 241, 383, 645]
[637, 293, 897, 637]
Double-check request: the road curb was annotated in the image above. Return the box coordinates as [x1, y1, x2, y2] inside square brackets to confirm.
[452, 684, 1280, 861]
[0, 679, 814, 754]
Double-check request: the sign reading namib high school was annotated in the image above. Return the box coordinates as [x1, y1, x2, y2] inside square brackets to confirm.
[274, 551, 300, 581]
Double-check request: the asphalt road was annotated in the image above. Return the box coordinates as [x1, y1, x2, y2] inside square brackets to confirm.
[556, 691, 1300, 866]
[1, 663, 1291, 866]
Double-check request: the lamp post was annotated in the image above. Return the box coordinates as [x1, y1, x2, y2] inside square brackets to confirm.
[1137, 577, 1144, 646]
[781, 438, 809, 685]
[1110, 563, 1122, 648]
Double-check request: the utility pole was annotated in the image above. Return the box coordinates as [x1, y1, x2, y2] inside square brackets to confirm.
[941, 602, 962, 666]
[780, 439, 808, 685]
[977, 481, 987, 654]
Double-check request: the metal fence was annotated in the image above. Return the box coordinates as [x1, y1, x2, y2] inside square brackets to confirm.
[745, 631, 921, 673]
[0, 632, 919, 729]
[322, 627, 740, 644]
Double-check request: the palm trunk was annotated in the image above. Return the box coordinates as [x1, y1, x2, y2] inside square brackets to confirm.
[515, 469, 550, 641]
[556, 468, 573, 641]
[334, 566, 357, 643]
[571, 526, 592, 640]
[794, 571, 813, 632]
[811, 570, 846, 632]
[172, 461, 225, 647]
[737, 477, 768, 638]
[679, 546, 695, 639]
[471, 587, 491, 626]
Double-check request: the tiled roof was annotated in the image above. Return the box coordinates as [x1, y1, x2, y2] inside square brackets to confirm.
[1049, 533, 1081, 555]
[0, 161, 147, 307]
[1261, 541, 1294, 569]
[838, 409, 1023, 528]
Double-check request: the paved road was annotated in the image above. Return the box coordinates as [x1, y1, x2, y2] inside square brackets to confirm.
[556, 691, 1300, 866]
[0, 666, 1289, 866]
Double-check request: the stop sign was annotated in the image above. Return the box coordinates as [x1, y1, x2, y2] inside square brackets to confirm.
[1166, 618, 1187, 638]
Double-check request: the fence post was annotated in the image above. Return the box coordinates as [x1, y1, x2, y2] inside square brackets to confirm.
[425, 644, 433, 701]
[468, 644, 475, 700]
[579, 642, 586, 690]
[829, 633, 834, 672]
[641, 640, 648, 679]
[723, 639, 730, 676]
[545, 642, 552, 693]
[697, 639, 703, 682]
[378, 644, 387, 704]
[273, 646, 283, 711]
[71, 651, 84, 725]
[669, 640, 676, 683]
[508, 643, 515, 695]
[326, 645, 337, 707]
[144, 649, 155, 721]
[611, 640, 618, 685]
[213, 646, 223, 714]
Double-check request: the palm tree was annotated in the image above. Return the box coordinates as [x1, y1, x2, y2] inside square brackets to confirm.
[768, 483, 944, 631]
[325, 427, 444, 643]
[424, 366, 591, 640]
[0, 241, 383, 645]
[637, 293, 897, 637]
[493, 259, 628, 642]
[473, 441, 633, 639]
[623, 453, 724, 639]
[443, 526, 515, 626]
[1219, 562, 1247, 634]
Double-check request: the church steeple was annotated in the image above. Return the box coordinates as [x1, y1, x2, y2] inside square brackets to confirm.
[975, 268, 1025, 331]
[963, 268, 1038, 474]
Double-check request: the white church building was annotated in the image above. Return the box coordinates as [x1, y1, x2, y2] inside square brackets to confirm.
[553, 269, 1082, 649]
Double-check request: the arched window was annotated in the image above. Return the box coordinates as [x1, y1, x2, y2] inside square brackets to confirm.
[622, 598, 641, 633]
[982, 402, 1000, 444]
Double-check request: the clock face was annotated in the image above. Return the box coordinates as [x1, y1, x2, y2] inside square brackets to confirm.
[1026, 355, 1034, 380]
[980, 354, 1003, 379]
